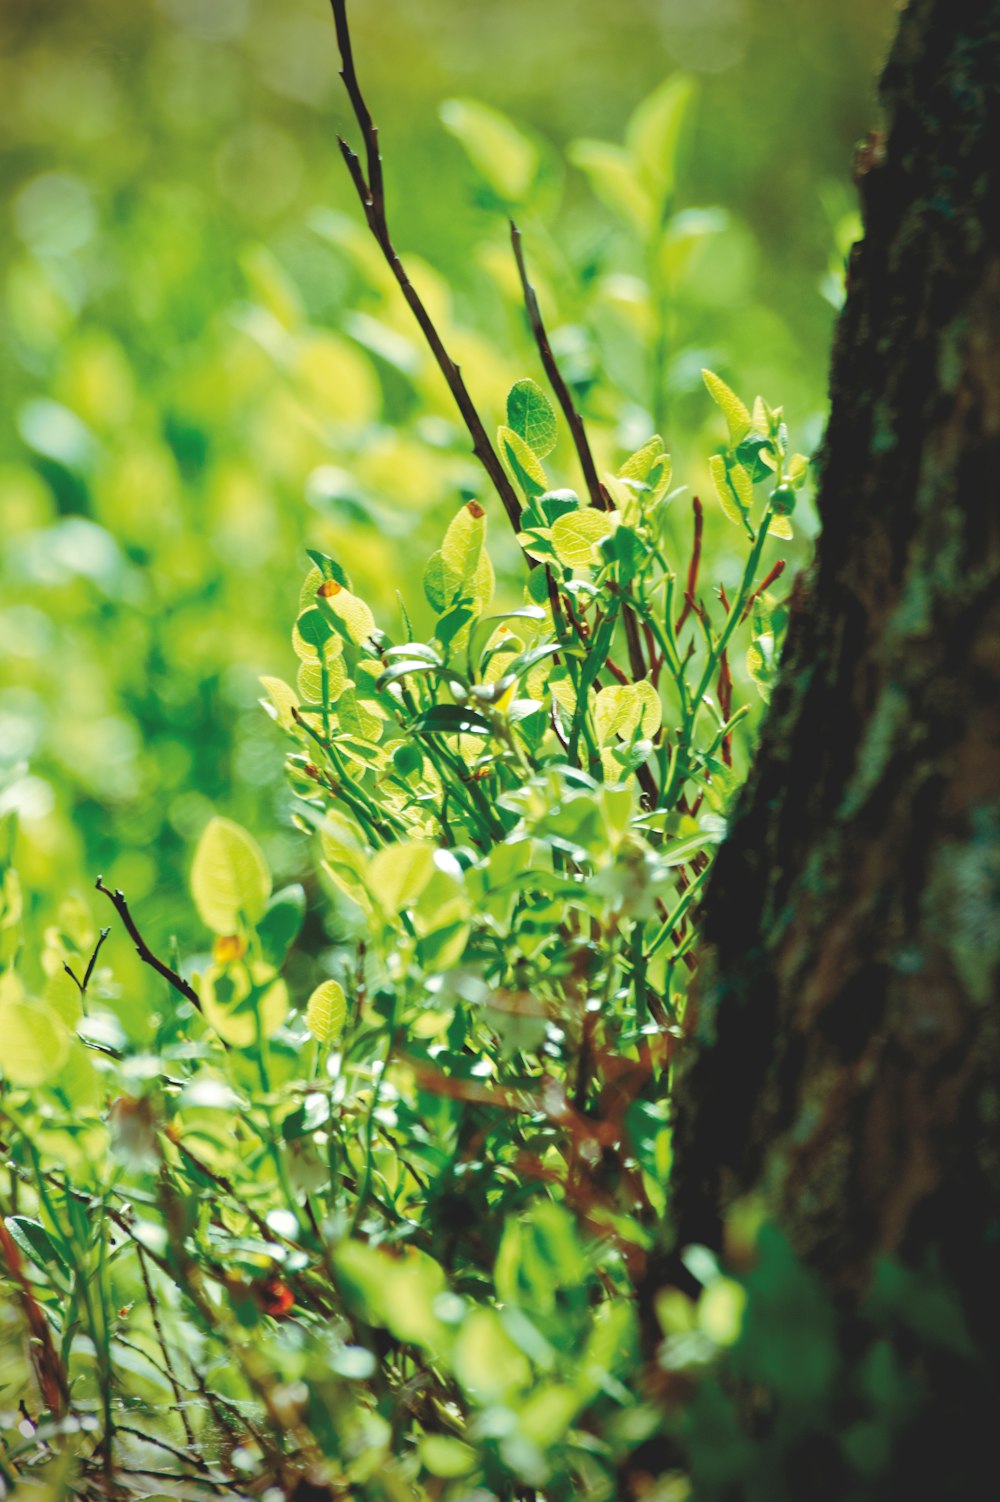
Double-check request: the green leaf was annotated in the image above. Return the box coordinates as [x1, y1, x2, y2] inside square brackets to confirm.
[550, 507, 615, 568]
[318, 810, 373, 917]
[190, 816, 272, 934]
[419, 1434, 477, 1479]
[439, 97, 539, 201]
[5, 1216, 70, 1275]
[257, 884, 306, 966]
[498, 424, 549, 499]
[568, 139, 652, 232]
[702, 368, 752, 444]
[618, 435, 668, 488]
[769, 511, 794, 540]
[0, 997, 70, 1086]
[594, 682, 662, 744]
[411, 705, 493, 737]
[424, 502, 495, 620]
[200, 962, 288, 1047]
[626, 74, 696, 199]
[708, 454, 748, 529]
[333, 1241, 449, 1353]
[259, 675, 299, 732]
[507, 378, 558, 459]
[454, 1307, 532, 1402]
[293, 607, 337, 658]
[305, 547, 350, 589]
[304, 979, 346, 1045]
[367, 841, 436, 915]
[316, 580, 378, 647]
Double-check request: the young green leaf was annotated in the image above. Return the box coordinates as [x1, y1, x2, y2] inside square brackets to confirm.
[708, 454, 747, 528]
[0, 997, 69, 1086]
[304, 978, 346, 1045]
[316, 579, 378, 647]
[702, 368, 752, 444]
[551, 507, 615, 568]
[506, 378, 558, 458]
[498, 424, 549, 498]
[439, 97, 539, 201]
[191, 816, 272, 934]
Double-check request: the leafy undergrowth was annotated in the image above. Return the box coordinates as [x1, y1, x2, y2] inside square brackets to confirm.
[0, 366, 799, 1500]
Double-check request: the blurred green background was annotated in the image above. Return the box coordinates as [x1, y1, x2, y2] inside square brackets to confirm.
[1, 0, 895, 966]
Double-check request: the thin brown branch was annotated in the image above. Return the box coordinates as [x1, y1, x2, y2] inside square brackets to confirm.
[675, 494, 703, 635]
[64, 925, 111, 1008]
[510, 219, 650, 688]
[95, 877, 202, 1013]
[509, 220, 607, 512]
[328, 0, 522, 533]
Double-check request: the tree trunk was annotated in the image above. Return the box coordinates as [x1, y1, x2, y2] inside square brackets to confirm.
[668, 0, 1000, 1490]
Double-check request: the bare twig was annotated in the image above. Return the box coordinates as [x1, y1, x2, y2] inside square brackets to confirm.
[64, 925, 111, 1010]
[675, 494, 703, 635]
[95, 878, 202, 1013]
[510, 220, 650, 686]
[328, 0, 522, 533]
[510, 220, 608, 513]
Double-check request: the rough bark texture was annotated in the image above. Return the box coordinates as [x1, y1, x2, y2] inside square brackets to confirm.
[670, 0, 1000, 1471]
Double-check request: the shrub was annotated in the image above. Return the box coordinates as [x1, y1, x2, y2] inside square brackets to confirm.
[0, 5, 802, 1497]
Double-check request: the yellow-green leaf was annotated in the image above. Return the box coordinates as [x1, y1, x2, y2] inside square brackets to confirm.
[319, 811, 372, 916]
[200, 962, 288, 1047]
[259, 676, 299, 731]
[317, 580, 377, 647]
[702, 368, 751, 443]
[296, 652, 348, 708]
[0, 998, 70, 1086]
[425, 502, 495, 619]
[419, 1435, 477, 1479]
[626, 74, 696, 199]
[367, 841, 435, 916]
[439, 97, 539, 201]
[292, 609, 343, 662]
[594, 681, 662, 744]
[568, 139, 652, 233]
[729, 461, 754, 512]
[191, 817, 272, 934]
[769, 512, 794, 540]
[708, 455, 746, 528]
[304, 979, 346, 1045]
[618, 434, 666, 485]
[550, 507, 614, 569]
[498, 424, 548, 498]
[787, 452, 809, 488]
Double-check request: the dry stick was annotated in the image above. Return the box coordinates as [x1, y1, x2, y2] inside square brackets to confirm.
[95, 877, 202, 1014]
[509, 220, 649, 685]
[64, 926, 111, 1004]
[328, 0, 521, 534]
[509, 220, 607, 513]
[674, 494, 703, 635]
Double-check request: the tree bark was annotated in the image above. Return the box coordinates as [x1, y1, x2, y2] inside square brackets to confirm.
[669, 0, 1000, 1487]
